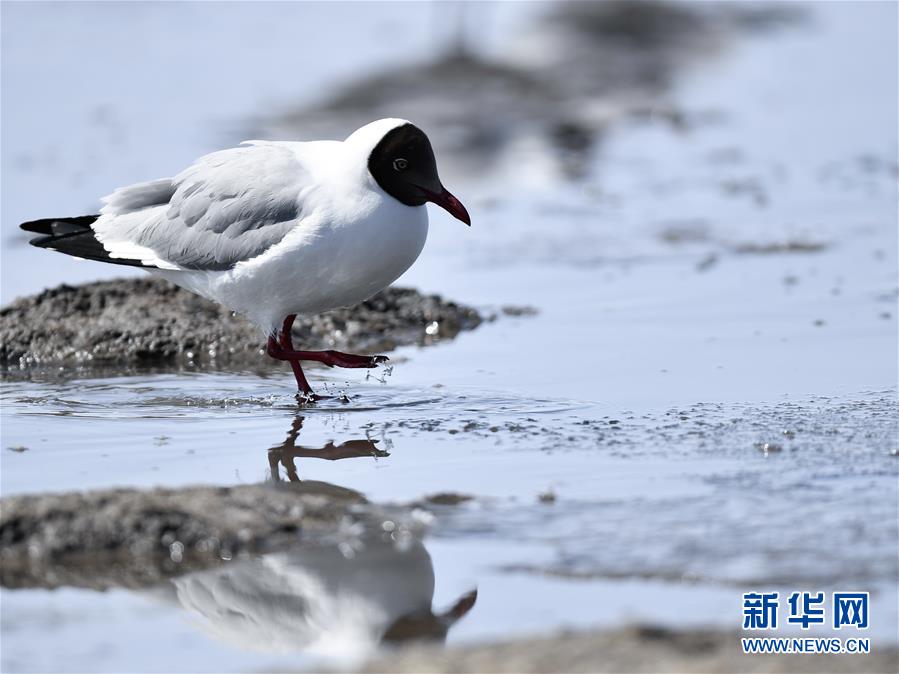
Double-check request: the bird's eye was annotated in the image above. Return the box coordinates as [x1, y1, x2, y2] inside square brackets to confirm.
[393, 158, 409, 172]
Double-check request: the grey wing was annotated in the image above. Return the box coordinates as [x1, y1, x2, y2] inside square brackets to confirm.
[94, 142, 310, 271]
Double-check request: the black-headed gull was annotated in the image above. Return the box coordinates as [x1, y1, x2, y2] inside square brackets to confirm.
[20, 119, 471, 396]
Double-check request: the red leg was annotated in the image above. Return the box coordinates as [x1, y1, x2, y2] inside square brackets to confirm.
[279, 315, 297, 351]
[267, 315, 313, 396]
[269, 345, 388, 369]
[269, 315, 388, 366]
[266, 315, 388, 395]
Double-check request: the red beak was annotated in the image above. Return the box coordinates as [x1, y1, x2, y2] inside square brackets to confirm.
[423, 187, 471, 226]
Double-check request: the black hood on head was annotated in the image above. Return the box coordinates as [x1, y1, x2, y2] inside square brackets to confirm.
[368, 123, 471, 226]
[367, 123, 440, 207]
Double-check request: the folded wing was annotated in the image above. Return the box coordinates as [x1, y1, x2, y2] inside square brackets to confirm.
[84, 142, 310, 271]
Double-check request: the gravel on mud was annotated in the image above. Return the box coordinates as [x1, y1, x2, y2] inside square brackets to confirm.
[0, 278, 485, 374]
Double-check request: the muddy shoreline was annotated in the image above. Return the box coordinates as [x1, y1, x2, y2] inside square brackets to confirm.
[0, 278, 487, 375]
[0, 480, 421, 590]
[356, 625, 897, 674]
[8, 481, 894, 674]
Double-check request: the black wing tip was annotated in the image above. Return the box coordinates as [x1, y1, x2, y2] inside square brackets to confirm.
[22, 215, 155, 269]
[20, 214, 100, 235]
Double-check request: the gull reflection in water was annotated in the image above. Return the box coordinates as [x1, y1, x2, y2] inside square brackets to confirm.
[267, 415, 390, 482]
[164, 415, 477, 663]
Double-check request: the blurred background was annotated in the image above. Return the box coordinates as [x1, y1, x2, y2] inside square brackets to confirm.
[2, 2, 897, 673]
[6, 1, 894, 306]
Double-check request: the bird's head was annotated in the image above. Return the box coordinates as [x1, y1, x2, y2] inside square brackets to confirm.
[359, 120, 471, 226]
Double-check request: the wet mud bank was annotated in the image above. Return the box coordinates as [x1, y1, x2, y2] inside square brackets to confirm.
[0, 278, 486, 375]
[355, 625, 897, 674]
[0, 480, 422, 590]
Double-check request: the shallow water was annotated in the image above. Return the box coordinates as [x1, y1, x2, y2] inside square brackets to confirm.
[2, 2, 898, 672]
